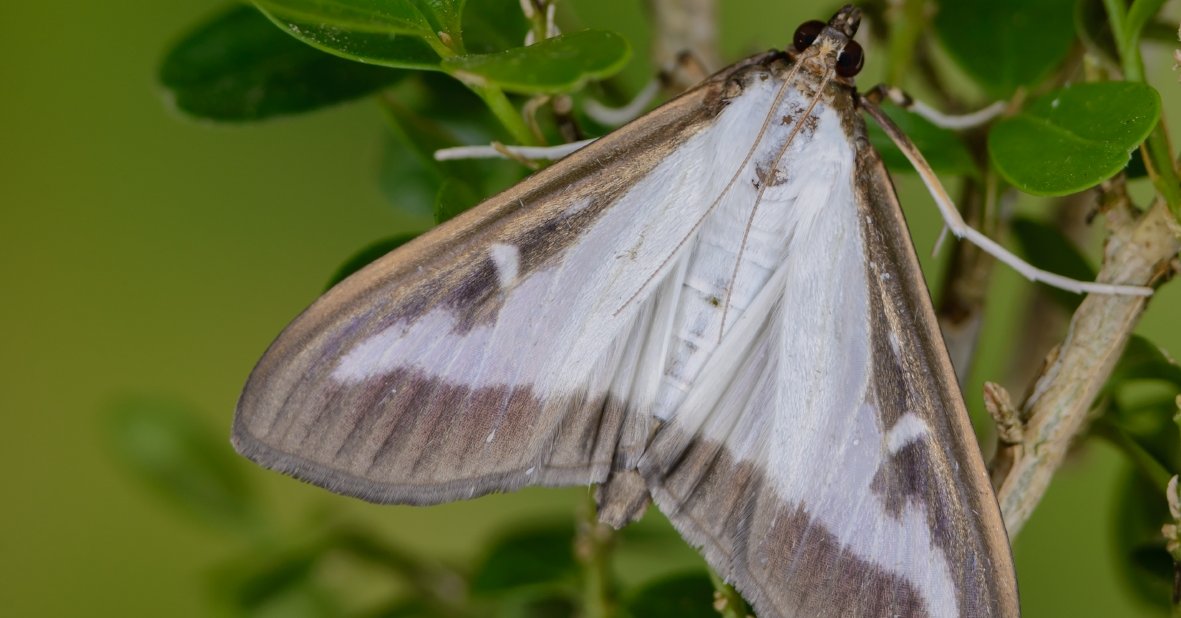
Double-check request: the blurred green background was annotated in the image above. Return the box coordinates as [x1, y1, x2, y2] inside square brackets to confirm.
[3, 0, 1181, 616]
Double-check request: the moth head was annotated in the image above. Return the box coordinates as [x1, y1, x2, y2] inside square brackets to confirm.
[790, 4, 864, 79]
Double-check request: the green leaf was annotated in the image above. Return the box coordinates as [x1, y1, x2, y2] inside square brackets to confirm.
[1008, 217, 1096, 311]
[866, 103, 978, 176]
[417, 0, 466, 42]
[361, 599, 434, 617]
[223, 546, 323, 609]
[378, 82, 525, 223]
[434, 177, 481, 223]
[1098, 338, 1181, 477]
[379, 131, 445, 224]
[254, 0, 445, 69]
[212, 537, 339, 617]
[443, 30, 631, 94]
[1109, 336, 1181, 388]
[934, 0, 1077, 96]
[326, 235, 418, 289]
[471, 525, 578, 595]
[495, 595, 579, 618]
[254, 0, 433, 36]
[988, 82, 1161, 196]
[159, 5, 404, 121]
[622, 572, 718, 618]
[1110, 470, 1173, 610]
[106, 397, 262, 535]
[463, 0, 531, 54]
[379, 102, 481, 224]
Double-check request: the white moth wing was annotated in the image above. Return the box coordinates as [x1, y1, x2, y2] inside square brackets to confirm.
[232, 55, 791, 503]
[637, 88, 1018, 616]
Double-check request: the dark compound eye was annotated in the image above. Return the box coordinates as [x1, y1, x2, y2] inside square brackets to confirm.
[836, 40, 864, 77]
[792, 20, 825, 51]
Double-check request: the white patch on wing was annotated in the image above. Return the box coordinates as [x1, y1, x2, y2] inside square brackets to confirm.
[886, 412, 930, 455]
[489, 243, 520, 289]
[664, 99, 959, 615]
[329, 83, 793, 401]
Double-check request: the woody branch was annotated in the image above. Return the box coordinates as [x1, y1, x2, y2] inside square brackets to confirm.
[992, 191, 1180, 536]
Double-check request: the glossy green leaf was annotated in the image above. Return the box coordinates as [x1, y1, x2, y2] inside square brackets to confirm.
[325, 234, 418, 289]
[255, 0, 444, 69]
[989, 82, 1161, 196]
[254, 0, 432, 36]
[866, 103, 978, 176]
[417, 0, 466, 42]
[934, 0, 1077, 96]
[623, 573, 719, 618]
[106, 397, 262, 535]
[1008, 217, 1096, 311]
[443, 30, 631, 94]
[159, 5, 403, 121]
[471, 525, 578, 594]
[1111, 470, 1173, 610]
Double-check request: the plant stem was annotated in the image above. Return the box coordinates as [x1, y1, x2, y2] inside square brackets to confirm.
[645, 0, 720, 70]
[706, 567, 747, 618]
[884, 0, 928, 85]
[471, 84, 537, 146]
[576, 494, 616, 618]
[995, 198, 1180, 536]
[1091, 418, 1172, 489]
[1102, 0, 1181, 221]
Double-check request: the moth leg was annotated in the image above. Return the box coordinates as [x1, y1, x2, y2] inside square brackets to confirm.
[433, 138, 597, 162]
[863, 83, 1004, 130]
[860, 96, 1154, 298]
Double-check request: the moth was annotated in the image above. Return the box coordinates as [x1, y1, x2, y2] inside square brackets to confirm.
[234, 6, 1025, 617]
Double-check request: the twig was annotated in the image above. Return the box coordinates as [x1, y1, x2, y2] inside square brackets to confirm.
[983, 382, 1023, 488]
[706, 567, 748, 618]
[1163, 471, 1181, 615]
[994, 197, 1181, 536]
[575, 494, 617, 618]
[644, 0, 719, 71]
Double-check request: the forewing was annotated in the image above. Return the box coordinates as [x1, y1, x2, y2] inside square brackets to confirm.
[232, 59, 764, 505]
[638, 112, 1018, 617]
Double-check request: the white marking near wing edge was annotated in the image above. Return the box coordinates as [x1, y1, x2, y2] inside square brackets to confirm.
[886, 412, 930, 455]
[489, 243, 521, 290]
